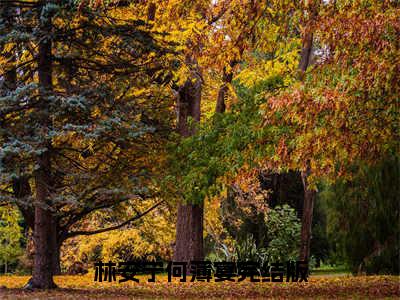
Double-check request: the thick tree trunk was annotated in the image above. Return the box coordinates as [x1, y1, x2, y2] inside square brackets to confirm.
[31, 152, 57, 289]
[173, 64, 204, 263]
[175, 60, 234, 264]
[30, 2, 57, 289]
[174, 203, 204, 262]
[32, 189, 57, 289]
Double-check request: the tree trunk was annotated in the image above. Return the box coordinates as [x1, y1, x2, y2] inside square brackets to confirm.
[175, 60, 234, 264]
[215, 68, 233, 114]
[297, 8, 316, 261]
[31, 152, 57, 289]
[298, 31, 313, 80]
[299, 167, 315, 261]
[174, 203, 204, 262]
[173, 63, 204, 263]
[30, 2, 57, 289]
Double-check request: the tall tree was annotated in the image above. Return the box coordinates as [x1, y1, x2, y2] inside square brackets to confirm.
[173, 58, 204, 263]
[297, 0, 320, 262]
[31, 1, 58, 288]
[170, 0, 262, 263]
[0, 0, 174, 288]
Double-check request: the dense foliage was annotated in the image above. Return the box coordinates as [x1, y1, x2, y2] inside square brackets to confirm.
[321, 156, 400, 275]
[0, 207, 24, 272]
[0, 0, 399, 294]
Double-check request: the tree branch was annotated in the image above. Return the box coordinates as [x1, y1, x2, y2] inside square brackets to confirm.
[64, 199, 164, 238]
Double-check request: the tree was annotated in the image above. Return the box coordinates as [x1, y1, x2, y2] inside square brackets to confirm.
[264, 0, 399, 176]
[143, 0, 305, 266]
[0, 0, 174, 288]
[321, 156, 400, 274]
[166, 0, 281, 263]
[173, 61, 204, 263]
[262, 0, 399, 260]
[297, 0, 320, 263]
[143, 0, 206, 264]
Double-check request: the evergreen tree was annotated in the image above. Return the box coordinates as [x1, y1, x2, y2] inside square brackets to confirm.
[0, 0, 173, 288]
[322, 157, 400, 274]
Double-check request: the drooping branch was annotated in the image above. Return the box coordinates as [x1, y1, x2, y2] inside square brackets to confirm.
[64, 199, 164, 238]
[0, 1, 39, 8]
[59, 193, 144, 233]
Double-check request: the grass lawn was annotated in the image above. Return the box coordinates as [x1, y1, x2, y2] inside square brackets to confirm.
[311, 264, 350, 276]
[0, 274, 399, 299]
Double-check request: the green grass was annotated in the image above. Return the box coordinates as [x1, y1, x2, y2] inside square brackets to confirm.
[311, 264, 350, 275]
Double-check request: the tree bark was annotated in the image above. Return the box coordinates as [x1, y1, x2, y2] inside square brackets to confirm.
[215, 68, 233, 114]
[175, 58, 234, 264]
[30, 2, 57, 289]
[298, 31, 313, 80]
[299, 166, 315, 261]
[173, 63, 204, 263]
[174, 203, 204, 262]
[32, 153, 58, 288]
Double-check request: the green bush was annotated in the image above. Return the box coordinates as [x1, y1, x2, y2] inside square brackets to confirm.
[263, 205, 301, 263]
[0, 207, 24, 273]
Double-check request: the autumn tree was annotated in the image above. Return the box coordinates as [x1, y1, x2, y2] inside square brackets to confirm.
[152, 0, 299, 264]
[296, 0, 320, 263]
[262, 0, 399, 262]
[146, 0, 234, 263]
[161, 0, 269, 263]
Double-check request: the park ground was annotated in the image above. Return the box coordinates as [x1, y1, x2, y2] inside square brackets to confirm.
[0, 273, 399, 299]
